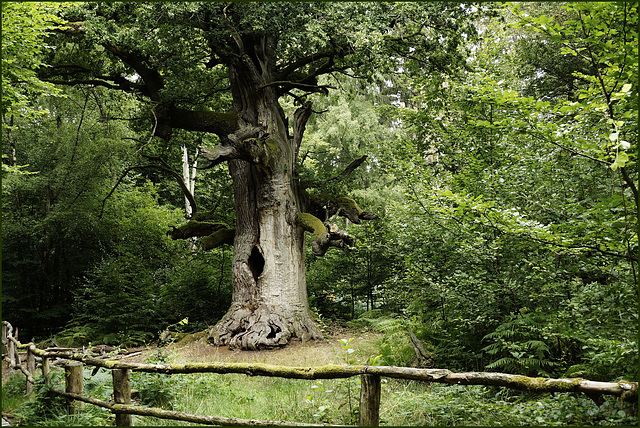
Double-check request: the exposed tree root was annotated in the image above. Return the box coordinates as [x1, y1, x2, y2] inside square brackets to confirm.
[208, 304, 321, 350]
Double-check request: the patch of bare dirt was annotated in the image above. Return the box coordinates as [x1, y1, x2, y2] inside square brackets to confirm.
[122, 327, 382, 367]
[1, 325, 382, 385]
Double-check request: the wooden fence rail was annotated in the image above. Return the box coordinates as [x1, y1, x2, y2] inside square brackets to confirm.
[2, 321, 638, 427]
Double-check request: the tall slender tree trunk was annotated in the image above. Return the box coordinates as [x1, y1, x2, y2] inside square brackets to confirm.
[182, 145, 198, 250]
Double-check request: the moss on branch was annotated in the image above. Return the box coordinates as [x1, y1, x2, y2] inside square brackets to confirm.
[307, 193, 379, 223]
[169, 109, 239, 136]
[295, 213, 327, 240]
[167, 220, 234, 250]
[167, 221, 230, 240]
[296, 212, 356, 256]
[200, 228, 235, 250]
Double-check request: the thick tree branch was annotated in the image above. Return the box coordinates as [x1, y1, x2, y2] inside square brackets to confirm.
[276, 50, 336, 82]
[292, 101, 313, 158]
[102, 45, 164, 102]
[42, 78, 137, 92]
[295, 213, 356, 256]
[274, 42, 350, 97]
[198, 144, 240, 168]
[260, 80, 335, 95]
[167, 221, 229, 240]
[198, 124, 282, 171]
[167, 220, 235, 250]
[296, 192, 379, 257]
[328, 155, 369, 183]
[201, 228, 236, 250]
[307, 194, 379, 224]
[165, 108, 239, 137]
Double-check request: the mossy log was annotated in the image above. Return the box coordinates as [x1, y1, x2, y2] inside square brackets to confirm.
[201, 228, 236, 250]
[295, 213, 327, 240]
[191, 210, 219, 222]
[167, 220, 235, 250]
[27, 347, 639, 401]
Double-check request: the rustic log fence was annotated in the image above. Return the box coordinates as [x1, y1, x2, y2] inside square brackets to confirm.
[2, 321, 637, 427]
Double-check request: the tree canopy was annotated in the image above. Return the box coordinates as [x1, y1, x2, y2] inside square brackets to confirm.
[1, 0, 637, 387]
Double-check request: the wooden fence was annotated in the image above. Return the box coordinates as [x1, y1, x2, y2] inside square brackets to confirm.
[2, 321, 637, 427]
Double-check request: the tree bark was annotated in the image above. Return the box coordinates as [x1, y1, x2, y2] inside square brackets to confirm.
[359, 374, 381, 426]
[65, 361, 84, 414]
[112, 369, 132, 426]
[207, 53, 320, 349]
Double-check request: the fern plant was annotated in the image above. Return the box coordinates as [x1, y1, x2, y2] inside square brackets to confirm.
[482, 311, 558, 376]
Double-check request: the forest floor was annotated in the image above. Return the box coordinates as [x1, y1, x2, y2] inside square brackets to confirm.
[1, 324, 385, 427]
[124, 323, 383, 366]
[1, 323, 381, 383]
[3, 325, 638, 426]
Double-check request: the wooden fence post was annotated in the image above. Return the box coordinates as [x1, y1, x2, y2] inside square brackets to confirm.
[65, 362, 84, 414]
[113, 368, 132, 426]
[26, 347, 35, 394]
[13, 328, 20, 367]
[359, 374, 381, 426]
[2, 323, 7, 355]
[42, 357, 50, 383]
[7, 336, 15, 368]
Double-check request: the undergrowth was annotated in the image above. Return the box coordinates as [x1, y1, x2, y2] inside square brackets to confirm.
[2, 329, 637, 426]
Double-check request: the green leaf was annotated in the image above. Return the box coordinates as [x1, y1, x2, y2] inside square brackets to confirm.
[610, 151, 629, 170]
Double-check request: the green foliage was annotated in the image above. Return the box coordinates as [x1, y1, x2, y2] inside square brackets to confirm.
[1, 2, 67, 116]
[64, 182, 183, 345]
[156, 249, 232, 334]
[2, 8, 636, 422]
[2, 373, 29, 415]
[10, 370, 112, 426]
[131, 348, 180, 409]
[303, 338, 379, 425]
[383, 383, 637, 426]
[2, 87, 142, 339]
[482, 312, 558, 376]
[13, 373, 65, 425]
[566, 338, 638, 382]
[369, 0, 638, 383]
[347, 311, 415, 367]
[557, 279, 638, 381]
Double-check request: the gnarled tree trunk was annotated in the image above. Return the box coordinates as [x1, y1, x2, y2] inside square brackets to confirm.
[207, 56, 320, 349]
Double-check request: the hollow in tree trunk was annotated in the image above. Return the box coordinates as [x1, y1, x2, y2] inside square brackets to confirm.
[206, 59, 323, 349]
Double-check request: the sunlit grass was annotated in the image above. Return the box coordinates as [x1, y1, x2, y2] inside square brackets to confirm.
[133, 373, 355, 426]
[3, 332, 637, 426]
[1, 373, 30, 414]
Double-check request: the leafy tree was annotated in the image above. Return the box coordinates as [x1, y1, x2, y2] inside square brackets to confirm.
[2, 2, 69, 185]
[1, 87, 141, 337]
[1, 2, 67, 117]
[67, 181, 185, 345]
[376, 1, 637, 377]
[44, 2, 478, 349]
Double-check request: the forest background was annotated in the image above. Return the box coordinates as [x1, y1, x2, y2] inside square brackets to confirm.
[1, 1, 637, 388]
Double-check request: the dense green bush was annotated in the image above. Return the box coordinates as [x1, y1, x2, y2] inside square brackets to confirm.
[157, 248, 232, 333]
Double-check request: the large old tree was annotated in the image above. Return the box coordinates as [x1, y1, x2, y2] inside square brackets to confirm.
[45, 2, 476, 349]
